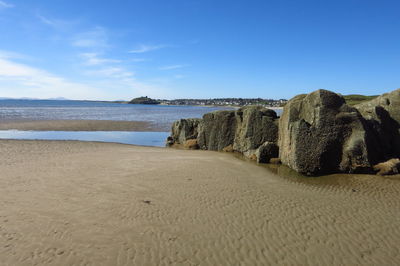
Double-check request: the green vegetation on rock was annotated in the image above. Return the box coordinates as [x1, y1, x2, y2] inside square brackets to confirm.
[343, 94, 378, 106]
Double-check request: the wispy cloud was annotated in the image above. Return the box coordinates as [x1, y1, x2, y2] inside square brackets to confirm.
[0, 57, 101, 99]
[86, 67, 134, 79]
[0, 54, 170, 100]
[130, 58, 149, 62]
[129, 44, 167, 54]
[80, 55, 168, 98]
[79, 51, 133, 78]
[80, 53, 120, 66]
[36, 14, 56, 26]
[72, 27, 108, 48]
[0, 50, 28, 60]
[0, 1, 13, 8]
[35, 13, 82, 32]
[159, 64, 190, 70]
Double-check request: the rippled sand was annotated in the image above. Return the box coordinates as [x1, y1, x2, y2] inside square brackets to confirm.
[0, 140, 399, 265]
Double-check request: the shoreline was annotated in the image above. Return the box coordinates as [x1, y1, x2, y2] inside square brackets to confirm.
[159, 103, 283, 109]
[0, 139, 399, 265]
[0, 119, 167, 132]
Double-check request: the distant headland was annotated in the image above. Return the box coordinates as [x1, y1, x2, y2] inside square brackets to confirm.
[128, 96, 161, 105]
[0, 94, 379, 108]
[127, 94, 379, 108]
[128, 96, 288, 107]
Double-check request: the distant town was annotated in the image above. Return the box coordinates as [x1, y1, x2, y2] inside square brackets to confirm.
[129, 96, 288, 107]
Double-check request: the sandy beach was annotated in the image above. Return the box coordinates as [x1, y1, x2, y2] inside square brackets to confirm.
[0, 120, 164, 132]
[0, 139, 399, 265]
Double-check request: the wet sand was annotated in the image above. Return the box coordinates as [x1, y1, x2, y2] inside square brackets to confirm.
[0, 120, 164, 131]
[0, 139, 399, 265]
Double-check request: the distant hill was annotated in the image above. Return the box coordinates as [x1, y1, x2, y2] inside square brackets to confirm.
[343, 94, 378, 106]
[128, 96, 160, 105]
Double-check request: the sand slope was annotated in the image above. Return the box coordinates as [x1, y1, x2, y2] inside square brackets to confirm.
[0, 140, 399, 265]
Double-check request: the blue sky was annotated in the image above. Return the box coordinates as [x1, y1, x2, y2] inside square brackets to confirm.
[0, 0, 399, 100]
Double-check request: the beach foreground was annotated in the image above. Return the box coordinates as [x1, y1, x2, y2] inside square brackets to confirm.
[1, 140, 399, 265]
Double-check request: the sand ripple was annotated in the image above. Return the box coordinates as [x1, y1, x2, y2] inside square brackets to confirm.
[0, 140, 399, 265]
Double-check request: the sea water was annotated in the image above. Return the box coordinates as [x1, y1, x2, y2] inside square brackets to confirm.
[0, 130, 169, 147]
[0, 100, 282, 146]
[0, 99, 236, 130]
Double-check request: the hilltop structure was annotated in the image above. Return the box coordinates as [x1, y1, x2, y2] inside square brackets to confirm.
[128, 96, 160, 105]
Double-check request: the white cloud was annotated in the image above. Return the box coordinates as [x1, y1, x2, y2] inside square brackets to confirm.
[72, 27, 108, 48]
[0, 57, 103, 99]
[130, 58, 149, 62]
[91, 77, 168, 99]
[80, 53, 120, 66]
[35, 13, 82, 32]
[0, 50, 27, 60]
[129, 44, 167, 53]
[0, 55, 171, 100]
[159, 64, 189, 70]
[77, 51, 169, 98]
[79, 52, 134, 78]
[0, 1, 13, 8]
[36, 14, 56, 26]
[80, 60, 170, 98]
[86, 67, 134, 79]
[73, 39, 98, 47]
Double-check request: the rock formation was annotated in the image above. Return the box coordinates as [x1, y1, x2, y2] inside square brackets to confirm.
[356, 89, 400, 122]
[168, 106, 279, 162]
[197, 110, 237, 151]
[233, 106, 278, 158]
[278, 89, 400, 175]
[355, 89, 400, 162]
[278, 90, 373, 175]
[170, 118, 202, 145]
[168, 88, 400, 176]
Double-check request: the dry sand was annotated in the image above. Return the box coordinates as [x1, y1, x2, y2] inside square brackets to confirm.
[0, 120, 163, 131]
[0, 140, 399, 265]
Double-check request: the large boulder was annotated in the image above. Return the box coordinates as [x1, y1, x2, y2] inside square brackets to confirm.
[279, 89, 372, 175]
[356, 89, 400, 122]
[355, 89, 400, 161]
[197, 110, 237, 150]
[197, 106, 279, 158]
[168, 106, 279, 162]
[170, 118, 202, 144]
[233, 106, 279, 157]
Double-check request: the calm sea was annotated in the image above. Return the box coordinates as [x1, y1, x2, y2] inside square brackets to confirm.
[0, 99, 233, 131]
[0, 100, 281, 146]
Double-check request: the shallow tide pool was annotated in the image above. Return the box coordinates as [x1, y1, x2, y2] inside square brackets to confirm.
[0, 130, 170, 147]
